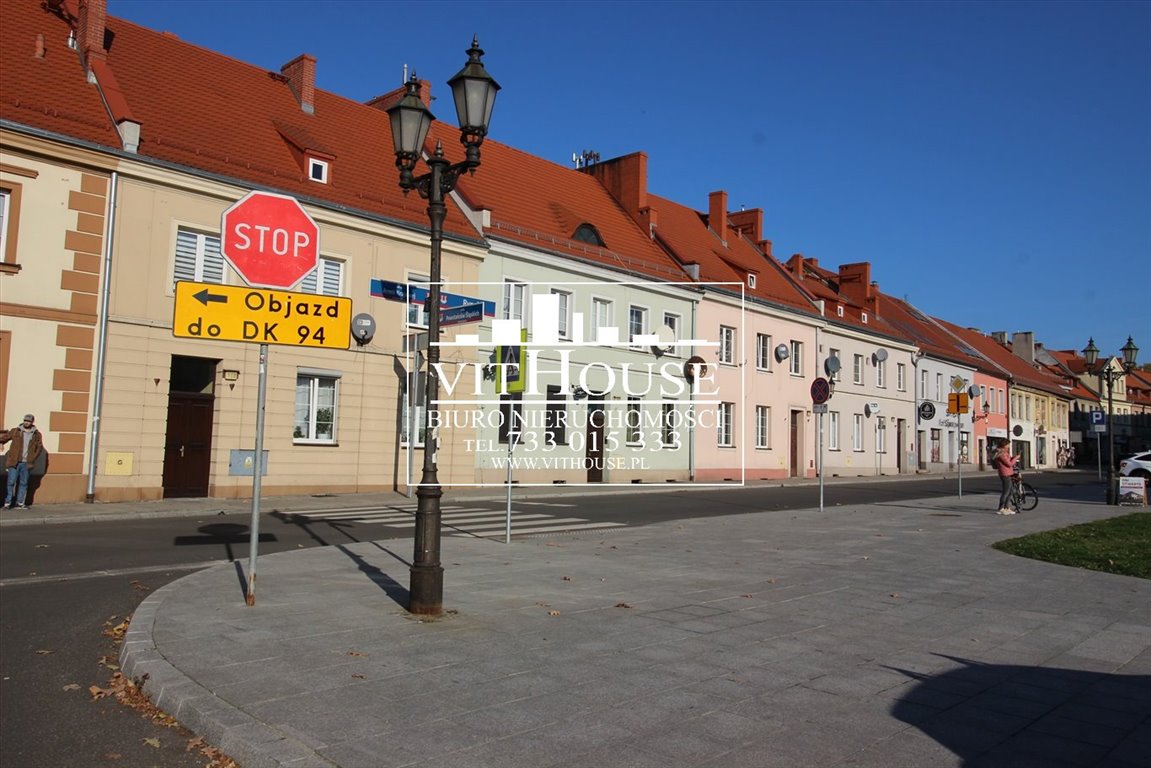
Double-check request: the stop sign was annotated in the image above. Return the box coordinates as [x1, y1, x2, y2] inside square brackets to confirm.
[221, 191, 319, 289]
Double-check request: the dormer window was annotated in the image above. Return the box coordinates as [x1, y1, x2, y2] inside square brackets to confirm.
[861, 311, 869, 324]
[308, 157, 329, 184]
[747, 273, 757, 289]
[572, 223, 605, 247]
[836, 305, 844, 317]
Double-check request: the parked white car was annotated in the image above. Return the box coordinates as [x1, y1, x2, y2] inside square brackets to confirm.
[1118, 451, 1151, 480]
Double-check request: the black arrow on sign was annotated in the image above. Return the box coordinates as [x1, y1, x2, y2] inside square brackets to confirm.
[192, 288, 228, 306]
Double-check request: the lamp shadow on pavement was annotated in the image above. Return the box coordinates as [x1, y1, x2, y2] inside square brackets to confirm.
[269, 511, 410, 609]
[885, 654, 1150, 765]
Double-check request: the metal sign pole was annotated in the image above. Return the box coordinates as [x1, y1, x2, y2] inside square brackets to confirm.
[819, 411, 825, 513]
[246, 343, 268, 606]
[505, 435, 513, 544]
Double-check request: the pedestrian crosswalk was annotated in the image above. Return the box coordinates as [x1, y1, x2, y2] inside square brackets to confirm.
[283, 502, 625, 539]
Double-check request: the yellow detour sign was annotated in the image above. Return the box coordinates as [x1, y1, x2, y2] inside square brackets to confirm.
[173, 281, 351, 349]
[947, 392, 970, 415]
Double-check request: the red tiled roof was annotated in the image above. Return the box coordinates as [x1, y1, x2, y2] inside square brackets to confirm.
[933, 318, 1072, 398]
[0, 0, 121, 147]
[2, 0, 478, 240]
[645, 193, 817, 314]
[444, 125, 690, 282]
[880, 296, 988, 370]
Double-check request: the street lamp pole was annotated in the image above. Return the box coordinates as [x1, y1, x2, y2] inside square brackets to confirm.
[386, 38, 499, 615]
[1082, 336, 1139, 506]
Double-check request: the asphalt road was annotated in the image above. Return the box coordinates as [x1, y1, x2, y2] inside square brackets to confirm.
[0, 471, 1099, 767]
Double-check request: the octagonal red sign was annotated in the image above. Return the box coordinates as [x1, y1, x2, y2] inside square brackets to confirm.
[221, 191, 319, 289]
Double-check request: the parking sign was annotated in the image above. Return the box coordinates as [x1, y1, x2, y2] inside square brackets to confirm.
[1090, 411, 1106, 433]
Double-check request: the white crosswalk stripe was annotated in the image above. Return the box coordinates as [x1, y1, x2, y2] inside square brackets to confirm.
[282, 504, 625, 538]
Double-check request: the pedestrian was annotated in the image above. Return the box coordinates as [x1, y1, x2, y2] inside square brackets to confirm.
[2, 414, 44, 509]
[992, 439, 1020, 515]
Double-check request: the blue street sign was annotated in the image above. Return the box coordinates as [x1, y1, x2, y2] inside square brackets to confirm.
[369, 279, 496, 317]
[1090, 411, 1105, 425]
[440, 302, 484, 328]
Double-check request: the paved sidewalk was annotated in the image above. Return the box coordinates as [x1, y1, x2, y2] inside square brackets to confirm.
[117, 490, 1151, 768]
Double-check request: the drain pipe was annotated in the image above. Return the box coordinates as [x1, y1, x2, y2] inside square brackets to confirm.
[85, 171, 118, 502]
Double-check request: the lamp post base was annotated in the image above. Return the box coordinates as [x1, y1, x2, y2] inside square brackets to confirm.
[409, 564, 444, 616]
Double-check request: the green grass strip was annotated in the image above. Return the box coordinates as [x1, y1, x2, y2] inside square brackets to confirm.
[992, 512, 1151, 580]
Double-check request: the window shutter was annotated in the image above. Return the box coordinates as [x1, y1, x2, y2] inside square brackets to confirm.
[174, 230, 199, 282]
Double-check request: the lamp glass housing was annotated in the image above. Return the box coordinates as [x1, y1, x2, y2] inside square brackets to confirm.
[1121, 336, 1139, 368]
[387, 79, 435, 158]
[1082, 338, 1099, 369]
[448, 39, 500, 139]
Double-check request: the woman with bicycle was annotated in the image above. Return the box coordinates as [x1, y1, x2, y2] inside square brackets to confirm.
[993, 440, 1021, 515]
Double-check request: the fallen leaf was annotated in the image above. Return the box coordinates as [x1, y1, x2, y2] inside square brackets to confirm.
[562, 576, 572, 581]
[346, 651, 365, 657]
[35, 649, 54, 656]
[143, 737, 160, 749]
[185, 737, 205, 752]
[547, 610, 561, 616]
[742, 594, 753, 598]
[890, 593, 901, 598]
[62, 683, 81, 691]
[351, 674, 365, 680]
[35, 544, 49, 549]
[614, 602, 632, 609]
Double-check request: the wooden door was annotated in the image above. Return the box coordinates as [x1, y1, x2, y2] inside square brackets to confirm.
[789, 410, 800, 477]
[162, 393, 214, 497]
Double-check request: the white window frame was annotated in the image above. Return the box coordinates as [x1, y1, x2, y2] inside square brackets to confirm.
[897, 363, 906, 391]
[592, 297, 613, 342]
[551, 288, 572, 340]
[853, 354, 864, 385]
[406, 273, 430, 328]
[662, 312, 682, 357]
[789, 341, 803, 376]
[719, 326, 736, 365]
[503, 280, 527, 321]
[876, 419, 887, 453]
[852, 413, 864, 452]
[748, 273, 757, 289]
[628, 304, 649, 347]
[173, 227, 225, 285]
[920, 370, 929, 399]
[756, 334, 772, 371]
[308, 157, 329, 184]
[718, 402, 734, 447]
[0, 188, 10, 264]
[298, 256, 344, 296]
[876, 359, 887, 388]
[661, 402, 679, 449]
[935, 373, 943, 401]
[828, 411, 840, 450]
[828, 349, 841, 382]
[294, 369, 339, 444]
[755, 405, 770, 449]
[400, 373, 425, 448]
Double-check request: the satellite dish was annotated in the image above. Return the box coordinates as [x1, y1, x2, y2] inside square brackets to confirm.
[775, 343, 790, 362]
[968, 384, 980, 399]
[873, 348, 888, 363]
[651, 324, 677, 355]
[824, 356, 842, 376]
[351, 313, 376, 346]
[684, 355, 708, 382]
[865, 401, 881, 417]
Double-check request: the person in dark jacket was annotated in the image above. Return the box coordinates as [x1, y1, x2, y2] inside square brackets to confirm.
[2, 414, 45, 509]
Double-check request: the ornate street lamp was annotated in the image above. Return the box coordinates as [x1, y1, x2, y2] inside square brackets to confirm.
[1082, 336, 1139, 505]
[386, 38, 499, 615]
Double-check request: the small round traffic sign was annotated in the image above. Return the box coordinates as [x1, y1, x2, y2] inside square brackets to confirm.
[221, 191, 319, 289]
[919, 401, 936, 421]
[810, 377, 831, 405]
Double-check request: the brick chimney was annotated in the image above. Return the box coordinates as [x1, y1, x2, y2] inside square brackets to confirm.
[78, 0, 107, 68]
[585, 152, 661, 237]
[708, 191, 728, 244]
[729, 208, 773, 257]
[786, 253, 806, 280]
[281, 54, 317, 114]
[1012, 331, 1036, 363]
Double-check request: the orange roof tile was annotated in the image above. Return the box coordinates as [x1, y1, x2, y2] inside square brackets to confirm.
[2, 0, 479, 241]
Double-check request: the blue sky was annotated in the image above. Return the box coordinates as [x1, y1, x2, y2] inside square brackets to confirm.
[111, 0, 1150, 361]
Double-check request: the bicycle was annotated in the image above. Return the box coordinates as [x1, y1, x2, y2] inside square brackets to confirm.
[1009, 468, 1039, 512]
